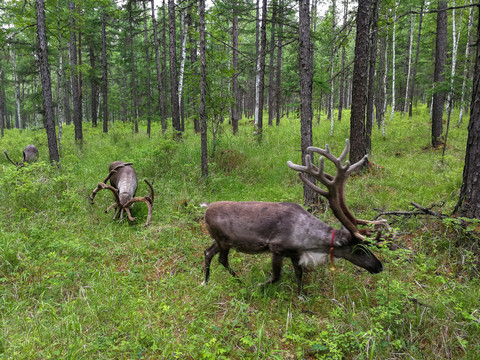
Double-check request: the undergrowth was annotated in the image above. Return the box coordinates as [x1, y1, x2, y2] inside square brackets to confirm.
[0, 107, 478, 359]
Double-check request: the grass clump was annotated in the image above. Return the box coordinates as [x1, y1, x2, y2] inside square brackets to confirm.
[0, 107, 479, 359]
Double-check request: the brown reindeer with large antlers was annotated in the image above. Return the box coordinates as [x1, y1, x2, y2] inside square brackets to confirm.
[89, 161, 154, 226]
[202, 139, 390, 296]
[4, 145, 39, 167]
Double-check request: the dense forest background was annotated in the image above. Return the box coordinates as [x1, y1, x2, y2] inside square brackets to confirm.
[1, 0, 480, 358]
[0, 0, 477, 148]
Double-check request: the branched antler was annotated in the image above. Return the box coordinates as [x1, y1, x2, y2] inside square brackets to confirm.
[90, 162, 154, 226]
[287, 139, 390, 240]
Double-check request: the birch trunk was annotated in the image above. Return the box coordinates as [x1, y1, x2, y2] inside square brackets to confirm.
[403, 13, 414, 115]
[199, 0, 208, 177]
[390, 3, 397, 122]
[178, 7, 188, 131]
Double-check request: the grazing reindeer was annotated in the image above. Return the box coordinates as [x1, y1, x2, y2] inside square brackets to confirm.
[89, 161, 154, 226]
[4, 145, 39, 167]
[203, 139, 390, 296]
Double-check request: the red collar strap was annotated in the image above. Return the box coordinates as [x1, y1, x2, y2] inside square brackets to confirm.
[329, 229, 336, 271]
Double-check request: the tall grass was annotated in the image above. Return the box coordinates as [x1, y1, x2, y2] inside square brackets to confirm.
[0, 108, 478, 359]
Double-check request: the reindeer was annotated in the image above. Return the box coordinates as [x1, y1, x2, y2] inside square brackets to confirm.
[4, 145, 39, 167]
[202, 139, 390, 296]
[89, 161, 154, 226]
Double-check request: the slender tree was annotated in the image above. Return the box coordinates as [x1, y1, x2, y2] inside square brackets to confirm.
[231, 0, 240, 134]
[431, 0, 447, 148]
[254, 0, 267, 138]
[275, 0, 283, 126]
[365, 0, 378, 153]
[69, 0, 83, 143]
[349, 0, 371, 165]
[127, 0, 139, 133]
[150, 0, 167, 132]
[408, 1, 424, 118]
[168, 0, 181, 137]
[199, 0, 208, 177]
[101, 11, 108, 133]
[143, 0, 152, 137]
[35, 0, 59, 163]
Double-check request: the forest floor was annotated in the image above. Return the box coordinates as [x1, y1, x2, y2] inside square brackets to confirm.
[1, 107, 479, 359]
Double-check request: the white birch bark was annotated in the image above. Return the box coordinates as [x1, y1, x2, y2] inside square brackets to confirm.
[403, 13, 414, 115]
[458, 0, 474, 126]
[446, 0, 462, 116]
[178, 8, 188, 113]
[382, 25, 388, 138]
[390, 4, 397, 122]
[254, 1, 263, 134]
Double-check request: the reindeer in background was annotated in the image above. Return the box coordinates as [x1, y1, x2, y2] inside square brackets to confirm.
[202, 139, 390, 296]
[90, 161, 154, 226]
[4, 145, 39, 167]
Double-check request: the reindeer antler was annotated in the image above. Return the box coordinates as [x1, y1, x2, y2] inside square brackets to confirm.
[122, 179, 154, 226]
[287, 139, 390, 240]
[4, 150, 21, 167]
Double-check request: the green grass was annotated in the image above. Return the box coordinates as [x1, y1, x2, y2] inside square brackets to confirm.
[0, 107, 479, 359]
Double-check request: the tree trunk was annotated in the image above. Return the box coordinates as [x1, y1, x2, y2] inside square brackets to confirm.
[275, 0, 283, 126]
[375, 29, 386, 129]
[187, 2, 199, 133]
[11, 49, 21, 129]
[403, 12, 414, 116]
[446, 0, 462, 118]
[458, 0, 474, 126]
[390, 3, 397, 122]
[151, 0, 167, 132]
[365, 0, 379, 153]
[338, 0, 348, 123]
[329, 0, 336, 136]
[349, 0, 371, 165]
[267, 0, 277, 127]
[431, 0, 447, 148]
[128, 0, 138, 133]
[56, 6, 64, 148]
[69, 0, 83, 143]
[231, 0, 240, 134]
[178, 6, 188, 132]
[254, 0, 267, 138]
[143, 0, 152, 137]
[89, 45, 98, 128]
[454, 15, 480, 218]
[168, 0, 181, 137]
[199, 0, 208, 177]
[299, 0, 317, 206]
[101, 12, 108, 133]
[408, 1, 424, 118]
[161, 0, 169, 120]
[36, 0, 59, 163]
[0, 67, 4, 137]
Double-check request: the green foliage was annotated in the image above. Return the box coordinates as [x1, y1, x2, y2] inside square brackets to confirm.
[0, 108, 479, 358]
